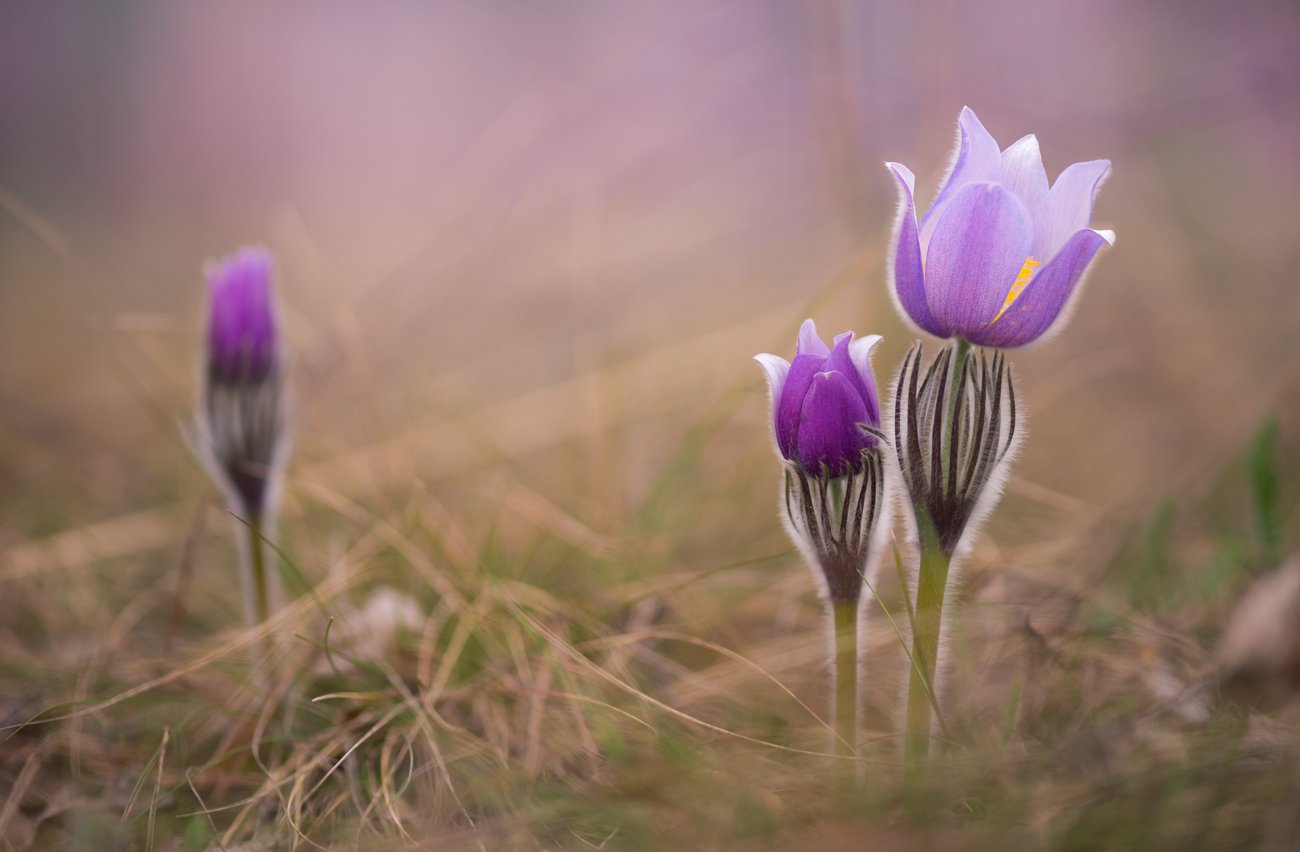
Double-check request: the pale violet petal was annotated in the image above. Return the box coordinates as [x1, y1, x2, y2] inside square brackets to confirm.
[965, 228, 1112, 347]
[886, 162, 947, 337]
[1036, 159, 1111, 259]
[999, 134, 1049, 212]
[924, 183, 1034, 337]
[919, 107, 1003, 253]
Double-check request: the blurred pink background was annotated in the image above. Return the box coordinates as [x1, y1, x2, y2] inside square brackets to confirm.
[2, 0, 1299, 543]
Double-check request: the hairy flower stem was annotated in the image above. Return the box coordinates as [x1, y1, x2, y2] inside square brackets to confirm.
[893, 340, 1020, 772]
[905, 341, 964, 768]
[940, 339, 971, 492]
[904, 512, 949, 767]
[831, 599, 859, 757]
[781, 460, 883, 764]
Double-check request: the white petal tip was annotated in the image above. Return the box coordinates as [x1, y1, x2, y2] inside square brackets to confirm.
[849, 333, 883, 356]
[957, 107, 998, 151]
[1096, 229, 1116, 246]
[796, 319, 829, 357]
[753, 353, 790, 393]
[959, 106, 989, 131]
[1005, 133, 1039, 153]
[885, 161, 915, 187]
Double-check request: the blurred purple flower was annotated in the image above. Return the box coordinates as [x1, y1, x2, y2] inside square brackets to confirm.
[195, 246, 286, 519]
[206, 247, 278, 383]
[886, 107, 1115, 347]
[755, 319, 882, 477]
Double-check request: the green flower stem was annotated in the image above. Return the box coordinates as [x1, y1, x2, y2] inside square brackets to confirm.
[905, 511, 950, 767]
[247, 512, 271, 627]
[832, 598, 859, 757]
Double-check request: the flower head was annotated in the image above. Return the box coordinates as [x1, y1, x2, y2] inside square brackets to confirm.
[195, 247, 287, 518]
[887, 107, 1114, 347]
[893, 342, 1022, 556]
[206, 247, 278, 383]
[755, 319, 882, 477]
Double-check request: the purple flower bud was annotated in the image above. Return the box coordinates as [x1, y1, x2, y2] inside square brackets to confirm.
[206, 247, 278, 384]
[755, 319, 883, 477]
[886, 107, 1115, 348]
[195, 247, 287, 519]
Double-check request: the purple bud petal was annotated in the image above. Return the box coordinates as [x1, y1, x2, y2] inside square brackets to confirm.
[796, 318, 831, 358]
[758, 319, 884, 473]
[776, 352, 827, 459]
[206, 247, 278, 384]
[823, 333, 881, 428]
[793, 371, 873, 477]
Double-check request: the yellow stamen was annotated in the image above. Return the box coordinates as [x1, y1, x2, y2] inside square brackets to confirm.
[988, 256, 1040, 325]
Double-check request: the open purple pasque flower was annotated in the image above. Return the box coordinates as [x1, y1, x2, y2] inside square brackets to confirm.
[887, 107, 1115, 348]
[755, 319, 882, 477]
[206, 247, 278, 383]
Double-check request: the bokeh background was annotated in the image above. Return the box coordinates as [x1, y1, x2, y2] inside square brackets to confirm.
[3, 1, 1300, 848]
[4, 0, 1298, 531]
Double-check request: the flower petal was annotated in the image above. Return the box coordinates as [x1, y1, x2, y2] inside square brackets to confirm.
[965, 228, 1113, 347]
[753, 353, 791, 443]
[206, 247, 277, 381]
[924, 182, 1034, 338]
[794, 370, 873, 476]
[776, 352, 827, 459]
[1037, 159, 1110, 260]
[822, 332, 878, 424]
[847, 333, 882, 425]
[919, 106, 1002, 253]
[796, 318, 830, 358]
[999, 134, 1049, 212]
[886, 162, 947, 337]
